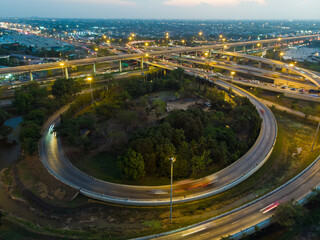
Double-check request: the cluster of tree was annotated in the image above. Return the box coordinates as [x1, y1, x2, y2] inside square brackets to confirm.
[119, 68, 196, 98]
[14, 78, 84, 154]
[13, 82, 53, 115]
[0, 109, 11, 137]
[119, 99, 259, 181]
[55, 113, 97, 151]
[51, 78, 82, 99]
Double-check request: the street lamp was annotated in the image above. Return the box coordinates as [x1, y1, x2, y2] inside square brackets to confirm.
[145, 53, 149, 57]
[95, 48, 99, 58]
[287, 63, 295, 86]
[280, 52, 284, 61]
[204, 52, 209, 57]
[231, 71, 235, 82]
[87, 77, 94, 103]
[181, 39, 185, 44]
[169, 157, 176, 222]
[60, 62, 65, 77]
[198, 31, 203, 36]
[145, 42, 149, 46]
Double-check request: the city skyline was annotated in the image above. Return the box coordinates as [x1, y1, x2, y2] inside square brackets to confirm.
[0, 0, 320, 20]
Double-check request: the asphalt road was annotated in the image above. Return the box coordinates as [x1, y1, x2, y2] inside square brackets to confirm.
[39, 67, 277, 205]
[147, 155, 320, 240]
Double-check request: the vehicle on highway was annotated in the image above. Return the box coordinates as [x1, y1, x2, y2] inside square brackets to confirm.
[260, 109, 265, 114]
[260, 202, 280, 214]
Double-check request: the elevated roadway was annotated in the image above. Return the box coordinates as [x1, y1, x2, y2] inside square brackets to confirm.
[1, 34, 319, 76]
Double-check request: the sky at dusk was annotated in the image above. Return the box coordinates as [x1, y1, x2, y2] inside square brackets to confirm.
[0, 0, 319, 19]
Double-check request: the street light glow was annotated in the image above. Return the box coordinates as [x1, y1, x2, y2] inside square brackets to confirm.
[95, 48, 99, 52]
[59, 62, 65, 66]
[199, 31, 203, 36]
[87, 77, 93, 81]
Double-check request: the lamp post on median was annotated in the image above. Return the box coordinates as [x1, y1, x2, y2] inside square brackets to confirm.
[169, 156, 176, 223]
[87, 77, 94, 103]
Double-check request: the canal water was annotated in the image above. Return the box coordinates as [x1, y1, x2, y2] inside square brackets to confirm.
[0, 116, 23, 170]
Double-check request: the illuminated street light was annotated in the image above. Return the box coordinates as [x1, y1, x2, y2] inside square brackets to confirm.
[219, 35, 223, 38]
[181, 39, 185, 44]
[199, 31, 203, 36]
[145, 53, 149, 57]
[129, 37, 132, 41]
[288, 63, 295, 85]
[231, 71, 236, 82]
[169, 157, 176, 222]
[145, 42, 149, 46]
[280, 52, 284, 61]
[60, 62, 65, 77]
[103, 35, 107, 39]
[87, 77, 94, 103]
[257, 43, 261, 47]
[222, 38, 226, 42]
[204, 52, 209, 57]
[223, 45, 228, 49]
[278, 37, 282, 41]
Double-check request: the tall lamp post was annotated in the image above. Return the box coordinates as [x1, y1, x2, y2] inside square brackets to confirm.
[60, 62, 65, 78]
[231, 71, 235, 83]
[280, 52, 284, 61]
[287, 63, 294, 86]
[87, 77, 94, 103]
[169, 157, 176, 222]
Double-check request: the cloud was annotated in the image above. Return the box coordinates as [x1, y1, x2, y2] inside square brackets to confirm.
[163, 0, 267, 7]
[62, 0, 137, 6]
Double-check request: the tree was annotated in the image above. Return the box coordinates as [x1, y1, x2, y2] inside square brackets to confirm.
[272, 200, 304, 227]
[25, 110, 46, 126]
[52, 78, 81, 98]
[0, 109, 9, 125]
[302, 106, 313, 119]
[153, 99, 166, 117]
[119, 148, 145, 181]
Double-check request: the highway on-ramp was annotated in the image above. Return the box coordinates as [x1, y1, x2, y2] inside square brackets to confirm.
[39, 70, 277, 206]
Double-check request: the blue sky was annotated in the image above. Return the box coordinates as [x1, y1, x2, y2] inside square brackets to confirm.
[0, 0, 319, 19]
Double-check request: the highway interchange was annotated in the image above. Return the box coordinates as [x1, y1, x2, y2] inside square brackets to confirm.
[4, 34, 320, 239]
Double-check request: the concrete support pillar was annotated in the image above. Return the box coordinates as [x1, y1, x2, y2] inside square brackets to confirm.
[258, 61, 262, 69]
[233, 47, 236, 52]
[64, 67, 69, 79]
[243, 45, 246, 52]
[227, 56, 230, 62]
[141, 57, 144, 69]
[195, 51, 198, 57]
[209, 49, 212, 57]
[272, 65, 276, 72]
[119, 60, 122, 72]
[252, 45, 255, 50]
[93, 63, 96, 75]
[29, 71, 33, 81]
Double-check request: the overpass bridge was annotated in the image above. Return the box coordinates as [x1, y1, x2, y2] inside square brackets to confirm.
[0, 34, 319, 80]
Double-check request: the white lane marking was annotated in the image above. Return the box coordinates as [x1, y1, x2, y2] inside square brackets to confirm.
[232, 220, 240, 225]
[182, 227, 206, 237]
